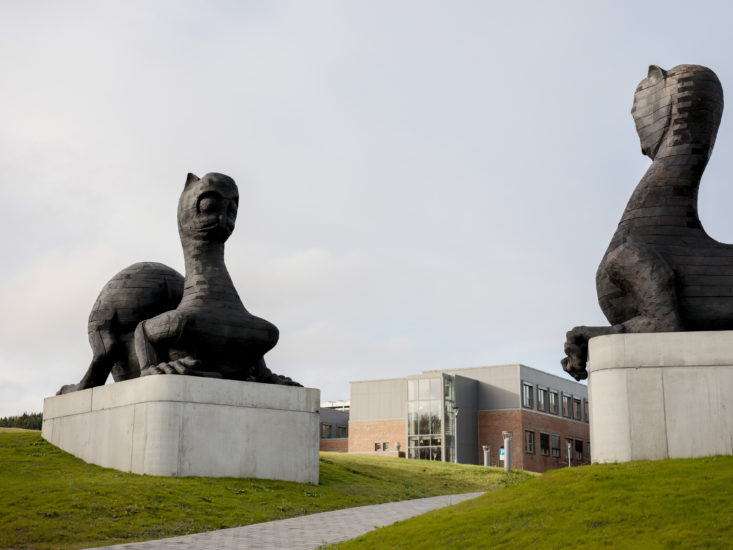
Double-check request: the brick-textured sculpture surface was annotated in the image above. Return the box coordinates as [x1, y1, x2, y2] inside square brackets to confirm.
[58, 173, 297, 394]
[562, 64, 732, 380]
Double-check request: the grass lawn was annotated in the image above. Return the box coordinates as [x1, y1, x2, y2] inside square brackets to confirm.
[330, 455, 733, 549]
[0, 430, 532, 549]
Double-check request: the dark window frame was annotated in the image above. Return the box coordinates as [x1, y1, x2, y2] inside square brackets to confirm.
[539, 432, 550, 456]
[525, 430, 535, 454]
[522, 382, 534, 409]
[562, 394, 572, 418]
[537, 387, 549, 412]
[575, 439, 583, 461]
[551, 434, 561, 457]
[573, 397, 582, 421]
[549, 390, 559, 415]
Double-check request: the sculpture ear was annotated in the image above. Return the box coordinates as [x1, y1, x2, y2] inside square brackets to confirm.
[185, 173, 199, 188]
[647, 65, 666, 83]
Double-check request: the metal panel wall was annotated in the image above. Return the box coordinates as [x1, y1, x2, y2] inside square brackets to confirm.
[350, 378, 407, 421]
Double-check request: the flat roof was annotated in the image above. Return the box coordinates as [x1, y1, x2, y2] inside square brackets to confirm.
[351, 363, 586, 389]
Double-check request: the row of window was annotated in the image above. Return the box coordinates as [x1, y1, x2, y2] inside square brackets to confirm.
[320, 423, 348, 439]
[374, 441, 391, 451]
[524, 430, 589, 461]
[522, 381, 588, 422]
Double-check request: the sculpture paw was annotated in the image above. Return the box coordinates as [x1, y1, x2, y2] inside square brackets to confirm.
[141, 356, 202, 376]
[56, 383, 80, 395]
[561, 327, 589, 381]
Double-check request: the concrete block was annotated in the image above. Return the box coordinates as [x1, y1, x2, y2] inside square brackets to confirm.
[588, 367, 631, 463]
[588, 331, 733, 463]
[42, 376, 320, 483]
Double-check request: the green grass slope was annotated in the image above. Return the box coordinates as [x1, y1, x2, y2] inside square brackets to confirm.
[0, 430, 532, 549]
[332, 456, 733, 549]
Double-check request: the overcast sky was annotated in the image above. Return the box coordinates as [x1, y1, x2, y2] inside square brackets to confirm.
[3, 1, 733, 416]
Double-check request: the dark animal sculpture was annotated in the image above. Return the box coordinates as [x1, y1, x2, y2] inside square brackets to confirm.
[58, 173, 297, 394]
[562, 64, 732, 381]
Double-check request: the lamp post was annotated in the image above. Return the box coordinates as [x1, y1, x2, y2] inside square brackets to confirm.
[482, 445, 490, 467]
[567, 439, 572, 468]
[502, 431, 513, 472]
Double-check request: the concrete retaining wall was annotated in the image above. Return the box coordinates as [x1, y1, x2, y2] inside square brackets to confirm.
[588, 331, 733, 463]
[42, 376, 320, 483]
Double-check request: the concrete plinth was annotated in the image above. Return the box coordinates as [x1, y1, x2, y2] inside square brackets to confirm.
[588, 331, 733, 463]
[42, 376, 320, 483]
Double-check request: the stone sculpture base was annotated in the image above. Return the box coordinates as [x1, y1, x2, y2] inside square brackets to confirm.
[42, 376, 320, 483]
[588, 331, 733, 463]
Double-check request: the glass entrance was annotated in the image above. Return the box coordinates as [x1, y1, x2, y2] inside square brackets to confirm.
[406, 375, 455, 462]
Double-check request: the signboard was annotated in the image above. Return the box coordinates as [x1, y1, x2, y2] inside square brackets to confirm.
[499, 446, 505, 462]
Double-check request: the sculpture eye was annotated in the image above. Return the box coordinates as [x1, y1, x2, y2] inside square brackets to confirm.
[198, 192, 221, 213]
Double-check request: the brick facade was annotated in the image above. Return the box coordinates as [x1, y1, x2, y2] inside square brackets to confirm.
[477, 409, 590, 472]
[348, 419, 406, 455]
[320, 438, 349, 453]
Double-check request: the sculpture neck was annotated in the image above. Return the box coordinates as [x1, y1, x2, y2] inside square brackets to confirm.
[180, 239, 243, 305]
[618, 152, 707, 230]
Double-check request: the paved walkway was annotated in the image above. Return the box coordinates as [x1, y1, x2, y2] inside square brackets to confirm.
[89, 492, 484, 550]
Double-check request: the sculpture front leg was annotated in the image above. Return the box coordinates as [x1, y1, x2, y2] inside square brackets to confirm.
[134, 313, 222, 378]
[561, 325, 624, 381]
[57, 323, 119, 394]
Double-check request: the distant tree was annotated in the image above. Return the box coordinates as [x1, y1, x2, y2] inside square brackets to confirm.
[0, 412, 42, 430]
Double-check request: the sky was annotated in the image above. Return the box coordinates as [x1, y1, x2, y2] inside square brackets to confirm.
[3, 1, 733, 416]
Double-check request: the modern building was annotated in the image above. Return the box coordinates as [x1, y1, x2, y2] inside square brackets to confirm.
[348, 364, 589, 473]
[321, 400, 350, 412]
[319, 403, 349, 453]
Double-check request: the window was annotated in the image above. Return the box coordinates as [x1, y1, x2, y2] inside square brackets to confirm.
[383, 442, 389, 451]
[321, 423, 332, 438]
[407, 376, 446, 462]
[575, 439, 583, 461]
[551, 434, 561, 457]
[522, 382, 534, 408]
[337, 426, 348, 438]
[549, 390, 559, 414]
[525, 430, 535, 454]
[587, 441, 591, 461]
[573, 398, 582, 421]
[537, 387, 548, 412]
[584, 399, 589, 422]
[562, 395, 572, 418]
[375, 442, 381, 451]
[540, 432, 550, 456]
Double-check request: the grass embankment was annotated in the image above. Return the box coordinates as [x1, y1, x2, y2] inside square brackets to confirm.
[0, 430, 532, 549]
[332, 455, 733, 549]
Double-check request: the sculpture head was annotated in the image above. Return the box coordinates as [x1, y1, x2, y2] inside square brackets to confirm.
[631, 64, 723, 161]
[177, 172, 239, 242]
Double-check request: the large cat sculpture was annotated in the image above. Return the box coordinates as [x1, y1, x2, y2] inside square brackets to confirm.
[562, 64, 733, 381]
[58, 172, 297, 394]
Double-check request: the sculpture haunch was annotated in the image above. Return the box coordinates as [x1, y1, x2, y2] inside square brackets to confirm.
[562, 64, 733, 381]
[58, 172, 298, 395]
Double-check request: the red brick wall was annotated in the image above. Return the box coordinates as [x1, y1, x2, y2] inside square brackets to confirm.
[348, 419, 406, 454]
[477, 410, 524, 469]
[477, 410, 590, 473]
[320, 438, 348, 452]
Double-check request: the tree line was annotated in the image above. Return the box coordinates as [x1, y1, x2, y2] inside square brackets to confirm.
[0, 412, 42, 430]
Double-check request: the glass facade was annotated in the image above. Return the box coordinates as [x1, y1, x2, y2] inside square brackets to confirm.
[407, 375, 455, 462]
